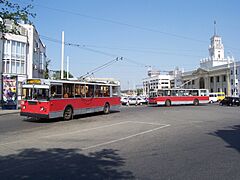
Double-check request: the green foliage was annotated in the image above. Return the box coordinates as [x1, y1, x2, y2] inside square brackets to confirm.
[44, 58, 51, 79]
[0, 0, 35, 34]
[137, 88, 143, 96]
[52, 70, 74, 80]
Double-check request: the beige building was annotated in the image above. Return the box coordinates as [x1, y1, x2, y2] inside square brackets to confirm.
[182, 32, 239, 97]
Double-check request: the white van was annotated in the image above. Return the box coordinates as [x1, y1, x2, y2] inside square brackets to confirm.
[209, 93, 218, 103]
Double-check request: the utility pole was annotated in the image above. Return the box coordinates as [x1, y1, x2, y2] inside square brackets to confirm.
[67, 56, 69, 79]
[61, 31, 64, 79]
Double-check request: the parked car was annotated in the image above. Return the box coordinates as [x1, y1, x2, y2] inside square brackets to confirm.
[121, 97, 128, 105]
[219, 97, 240, 106]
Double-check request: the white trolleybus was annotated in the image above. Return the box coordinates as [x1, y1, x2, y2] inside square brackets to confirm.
[148, 89, 209, 106]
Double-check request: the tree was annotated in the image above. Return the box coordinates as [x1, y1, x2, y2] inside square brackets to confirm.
[137, 88, 143, 96]
[44, 58, 51, 79]
[52, 70, 74, 80]
[0, 0, 35, 34]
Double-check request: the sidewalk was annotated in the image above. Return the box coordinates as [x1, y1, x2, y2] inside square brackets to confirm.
[0, 109, 20, 116]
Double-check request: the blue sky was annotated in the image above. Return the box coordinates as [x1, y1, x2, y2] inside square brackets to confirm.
[19, 0, 240, 89]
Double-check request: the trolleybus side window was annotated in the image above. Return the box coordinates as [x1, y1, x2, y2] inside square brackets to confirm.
[103, 85, 110, 97]
[63, 83, 74, 98]
[94, 85, 103, 97]
[187, 90, 198, 96]
[171, 90, 177, 96]
[86, 84, 94, 97]
[51, 85, 62, 98]
[112, 86, 120, 97]
[157, 90, 163, 96]
[200, 89, 208, 96]
[75, 84, 85, 98]
[179, 90, 186, 96]
[164, 90, 171, 96]
[94, 85, 110, 97]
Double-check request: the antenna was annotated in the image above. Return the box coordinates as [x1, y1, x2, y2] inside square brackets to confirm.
[214, 20, 216, 36]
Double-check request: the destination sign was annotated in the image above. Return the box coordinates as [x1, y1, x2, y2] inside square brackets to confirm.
[26, 79, 41, 84]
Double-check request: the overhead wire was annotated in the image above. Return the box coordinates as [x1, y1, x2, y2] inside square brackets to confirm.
[32, 3, 208, 44]
[21, 1, 240, 53]
[40, 35, 204, 59]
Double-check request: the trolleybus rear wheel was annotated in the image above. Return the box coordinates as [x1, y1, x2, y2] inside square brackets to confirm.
[63, 106, 73, 120]
[193, 99, 199, 106]
[165, 100, 171, 107]
[103, 103, 110, 114]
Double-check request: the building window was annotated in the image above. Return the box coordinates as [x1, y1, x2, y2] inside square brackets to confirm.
[210, 77, 214, 83]
[192, 80, 195, 85]
[216, 76, 219, 82]
[223, 75, 226, 82]
[224, 88, 226, 95]
[218, 88, 220, 92]
[210, 88, 213, 93]
[3, 40, 26, 75]
[236, 69, 238, 75]
[231, 70, 233, 75]
[231, 79, 233, 85]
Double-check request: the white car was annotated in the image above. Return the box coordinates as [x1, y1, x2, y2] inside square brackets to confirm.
[209, 93, 218, 103]
[137, 97, 148, 105]
[128, 97, 138, 105]
[121, 97, 129, 105]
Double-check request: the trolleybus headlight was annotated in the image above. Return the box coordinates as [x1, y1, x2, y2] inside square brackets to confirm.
[40, 107, 45, 111]
[22, 105, 26, 109]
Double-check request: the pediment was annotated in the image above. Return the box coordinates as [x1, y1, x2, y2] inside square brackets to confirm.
[192, 68, 208, 75]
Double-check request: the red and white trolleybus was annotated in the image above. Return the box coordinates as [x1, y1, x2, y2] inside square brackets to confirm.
[20, 79, 121, 120]
[148, 89, 209, 106]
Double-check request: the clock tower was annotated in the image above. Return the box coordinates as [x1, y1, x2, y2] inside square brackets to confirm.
[208, 21, 224, 60]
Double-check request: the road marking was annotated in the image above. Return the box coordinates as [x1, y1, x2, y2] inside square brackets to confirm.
[41, 121, 167, 139]
[127, 121, 166, 126]
[41, 121, 131, 139]
[0, 121, 131, 146]
[82, 124, 170, 150]
[0, 121, 170, 146]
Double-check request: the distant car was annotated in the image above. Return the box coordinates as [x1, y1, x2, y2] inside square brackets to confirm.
[219, 97, 240, 106]
[216, 92, 225, 102]
[121, 97, 128, 105]
[209, 93, 218, 103]
[137, 97, 148, 105]
[128, 97, 138, 105]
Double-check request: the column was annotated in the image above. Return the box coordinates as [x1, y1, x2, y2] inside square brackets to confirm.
[226, 70, 231, 96]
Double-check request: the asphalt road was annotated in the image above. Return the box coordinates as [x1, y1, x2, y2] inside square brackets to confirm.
[0, 104, 240, 179]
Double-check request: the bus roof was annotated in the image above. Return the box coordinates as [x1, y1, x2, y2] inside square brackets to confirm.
[151, 88, 209, 91]
[22, 78, 120, 86]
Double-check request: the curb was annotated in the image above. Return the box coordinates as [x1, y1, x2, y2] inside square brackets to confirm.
[0, 111, 20, 116]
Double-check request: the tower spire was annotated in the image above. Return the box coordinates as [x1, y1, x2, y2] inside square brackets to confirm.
[214, 20, 216, 36]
